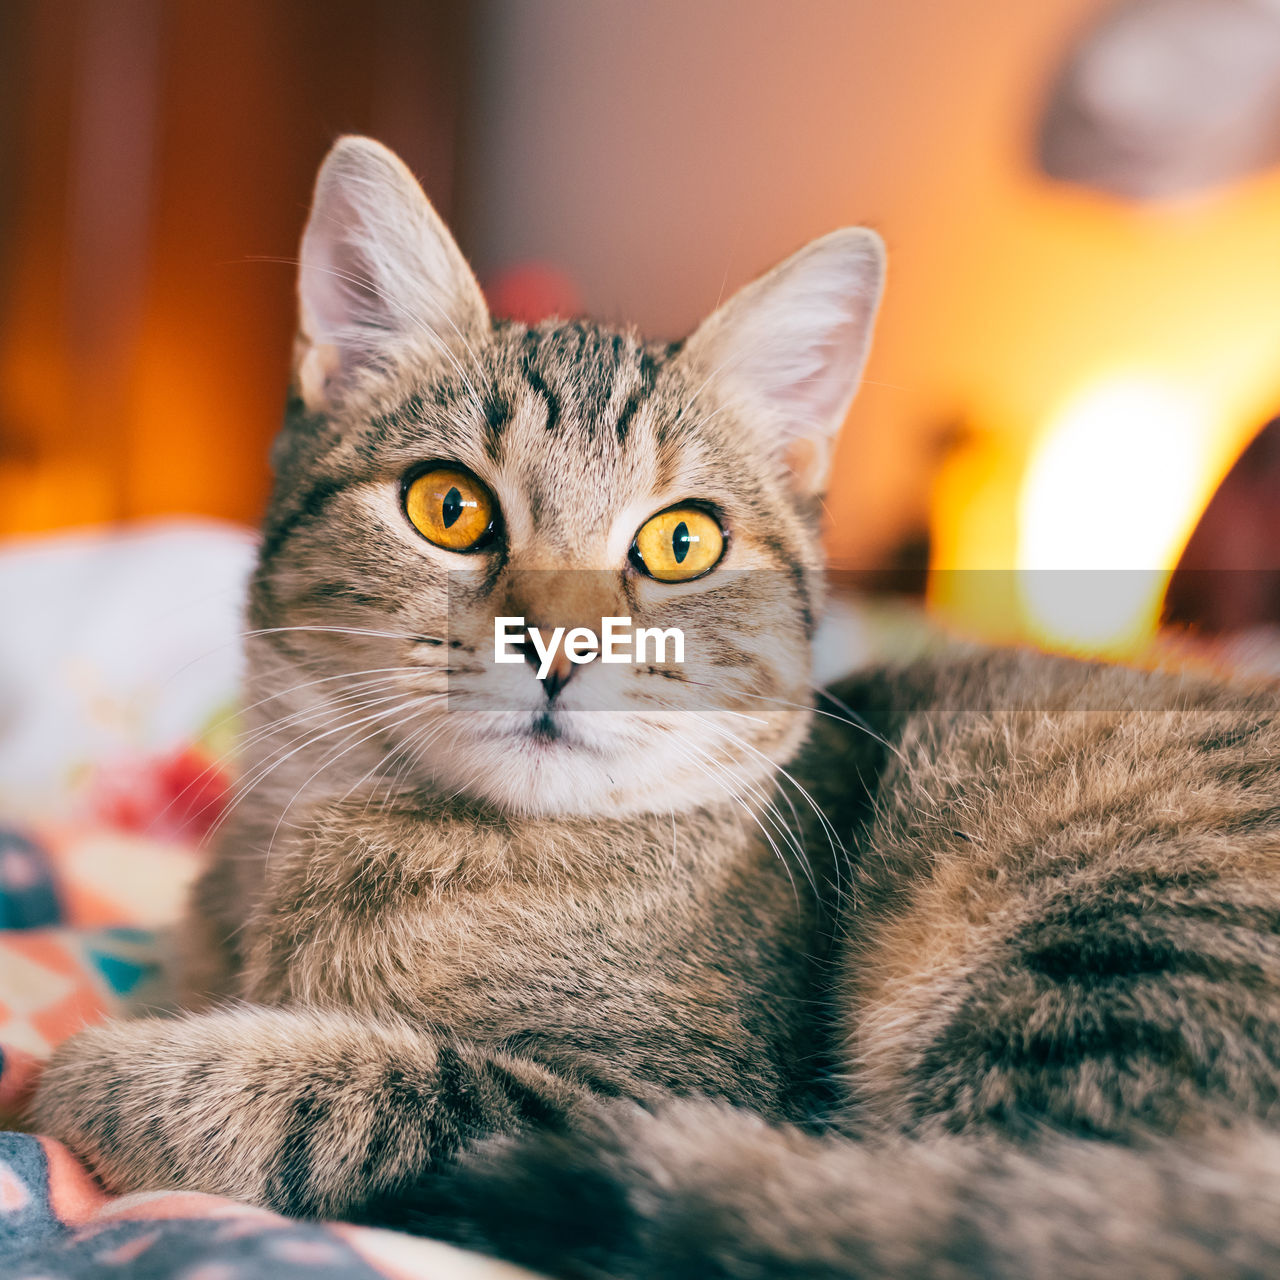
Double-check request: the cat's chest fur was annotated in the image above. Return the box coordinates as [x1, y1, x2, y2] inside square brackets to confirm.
[235, 794, 815, 1099]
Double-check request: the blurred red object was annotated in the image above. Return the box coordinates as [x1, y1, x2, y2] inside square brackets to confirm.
[87, 745, 231, 844]
[486, 262, 583, 324]
[1167, 416, 1280, 634]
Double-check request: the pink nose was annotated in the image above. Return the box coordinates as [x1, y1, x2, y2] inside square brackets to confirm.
[511, 626, 580, 700]
[533, 648, 576, 700]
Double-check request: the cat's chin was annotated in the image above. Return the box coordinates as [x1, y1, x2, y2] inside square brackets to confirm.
[418, 713, 792, 819]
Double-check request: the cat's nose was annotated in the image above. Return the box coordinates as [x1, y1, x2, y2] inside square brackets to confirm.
[516, 630, 579, 701]
[535, 650, 576, 701]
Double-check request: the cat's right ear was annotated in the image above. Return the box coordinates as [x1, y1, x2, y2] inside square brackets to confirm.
[684, 228, 885, 498]
[295, 136, 489, 413]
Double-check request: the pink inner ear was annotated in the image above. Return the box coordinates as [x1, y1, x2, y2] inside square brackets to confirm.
[301, 219, 390, 348]
[769, 329, 853, 432]
[297, 341, 342, 412]
[781, 436, 830, 496]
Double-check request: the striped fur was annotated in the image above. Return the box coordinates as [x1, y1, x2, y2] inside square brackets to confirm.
[32, 138, 1280, 1275]
[407, 651, 1280, 1276]
[409, 1104, 1280, 1279]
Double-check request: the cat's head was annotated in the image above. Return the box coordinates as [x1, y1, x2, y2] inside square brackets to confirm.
[250, 136, 883, 818]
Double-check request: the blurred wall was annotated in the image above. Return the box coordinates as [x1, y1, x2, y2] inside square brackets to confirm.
[464, 0, 1280, 575]
[7, 0, 1280, 590]
[0, 0, 464, 536]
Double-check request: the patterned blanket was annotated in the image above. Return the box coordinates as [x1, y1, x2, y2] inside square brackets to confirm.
[0, 824, 531, 1280]
[0, 1130, 528, 1280]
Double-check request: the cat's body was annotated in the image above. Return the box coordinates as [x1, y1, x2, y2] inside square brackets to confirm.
[52, 791, 818, 1218]
[409, 649, 1280, 1277]
[32, 137, 1280, 1275]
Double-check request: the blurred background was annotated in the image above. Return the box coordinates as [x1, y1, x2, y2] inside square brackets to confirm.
[3, 0, 1280, 658]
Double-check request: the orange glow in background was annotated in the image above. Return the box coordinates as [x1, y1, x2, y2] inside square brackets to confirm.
[3, 0, 1277, 661]
[927, 165, 1280, 655]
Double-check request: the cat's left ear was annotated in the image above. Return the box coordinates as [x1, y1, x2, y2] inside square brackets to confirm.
[685, 228, 885, 497]
[296, 136, 489, 413]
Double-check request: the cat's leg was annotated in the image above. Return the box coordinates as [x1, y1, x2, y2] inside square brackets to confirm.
[171, 856, 245, 1008]
[31, 1005, 591, 1220]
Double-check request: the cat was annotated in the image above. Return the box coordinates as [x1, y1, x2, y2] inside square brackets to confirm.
[32, 136, 1280, 1277]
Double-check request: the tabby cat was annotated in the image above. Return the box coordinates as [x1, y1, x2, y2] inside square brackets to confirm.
[34, 137, 1280, 1277]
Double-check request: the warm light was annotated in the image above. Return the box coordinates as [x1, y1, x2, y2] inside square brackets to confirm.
[1016, 377, 1209, 654]
[911, 147, 1280, 660]
[922, 169, 1280, 657]
[929, 364, 1264, 658]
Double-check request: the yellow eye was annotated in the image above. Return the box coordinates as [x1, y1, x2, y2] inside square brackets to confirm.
[632, 506, 725, 582]
[404, 466, 496, 551]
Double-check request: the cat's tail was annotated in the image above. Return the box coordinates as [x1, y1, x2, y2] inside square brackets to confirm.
[406, 1099, 1280, 1279]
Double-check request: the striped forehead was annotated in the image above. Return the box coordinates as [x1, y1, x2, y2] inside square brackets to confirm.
[483, 322, 679, 533]
[494, 322, 664, 445]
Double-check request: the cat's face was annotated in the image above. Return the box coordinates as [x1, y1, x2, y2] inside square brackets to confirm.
[248, 138, 883, 818]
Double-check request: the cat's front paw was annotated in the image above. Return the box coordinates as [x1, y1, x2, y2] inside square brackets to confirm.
[33, 1020, 175, 1194]
[32, 1016, 275, 1206]
[30, 1006, 430, 1217]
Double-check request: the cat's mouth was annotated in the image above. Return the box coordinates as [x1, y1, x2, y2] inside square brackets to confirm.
[478, 706, 586, 753]
[506, 708, 615, 758]
[518, 709, 601, 754]
[528, 710, 562, 743]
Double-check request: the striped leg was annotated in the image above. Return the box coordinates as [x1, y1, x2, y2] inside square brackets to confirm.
[32, 1005, 590, 1219]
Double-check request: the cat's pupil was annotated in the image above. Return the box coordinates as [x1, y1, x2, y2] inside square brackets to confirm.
[673, 521, 691, 564]
[442, 486, 464, 529]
